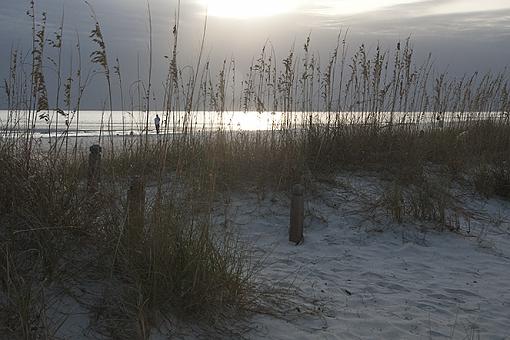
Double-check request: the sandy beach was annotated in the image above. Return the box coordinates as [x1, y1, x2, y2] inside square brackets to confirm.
[42, 173, 510, 339]
[230, 175, 510, 339]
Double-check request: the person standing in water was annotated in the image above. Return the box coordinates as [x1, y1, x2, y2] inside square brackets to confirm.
[154, 114, 161, 134]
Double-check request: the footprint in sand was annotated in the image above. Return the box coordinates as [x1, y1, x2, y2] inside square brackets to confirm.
[443, 288, 480, 298]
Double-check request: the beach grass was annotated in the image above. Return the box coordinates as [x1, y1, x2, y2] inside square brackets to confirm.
[0, 1, 509, 337]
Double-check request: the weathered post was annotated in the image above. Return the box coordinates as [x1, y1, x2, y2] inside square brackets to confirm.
[87, 144, 102, 193]
[289, 184, 304, 244]
[127, 176, 145, 249]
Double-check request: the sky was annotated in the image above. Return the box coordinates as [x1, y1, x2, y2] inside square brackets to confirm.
[0, 0, 509, 109]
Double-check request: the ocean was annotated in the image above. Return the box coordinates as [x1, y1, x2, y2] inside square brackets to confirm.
[0, 110, 296, 138]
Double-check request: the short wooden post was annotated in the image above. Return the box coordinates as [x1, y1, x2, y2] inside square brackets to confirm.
[127, 176, 145, 249]
[87, 144, 102, 193]
[289, 184, 304, 244]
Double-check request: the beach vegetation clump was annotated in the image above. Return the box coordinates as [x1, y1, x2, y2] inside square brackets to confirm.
[92, 192, 254, 338]
[381, 176, 453, 227]
[473, 163, 510, 199]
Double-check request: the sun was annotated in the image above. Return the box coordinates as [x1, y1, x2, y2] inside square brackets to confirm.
[202, 0, 296, 19]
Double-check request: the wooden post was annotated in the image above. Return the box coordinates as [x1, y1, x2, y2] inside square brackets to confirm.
[127, 176, 145, 249]
[289, 184, 304, 244]
[87, 144, 102, 193]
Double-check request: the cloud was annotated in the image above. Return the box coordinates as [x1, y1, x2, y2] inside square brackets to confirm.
[298, 0, 423, 16]
[298, 0, 510, 17]
[302, 0, 510, 41]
